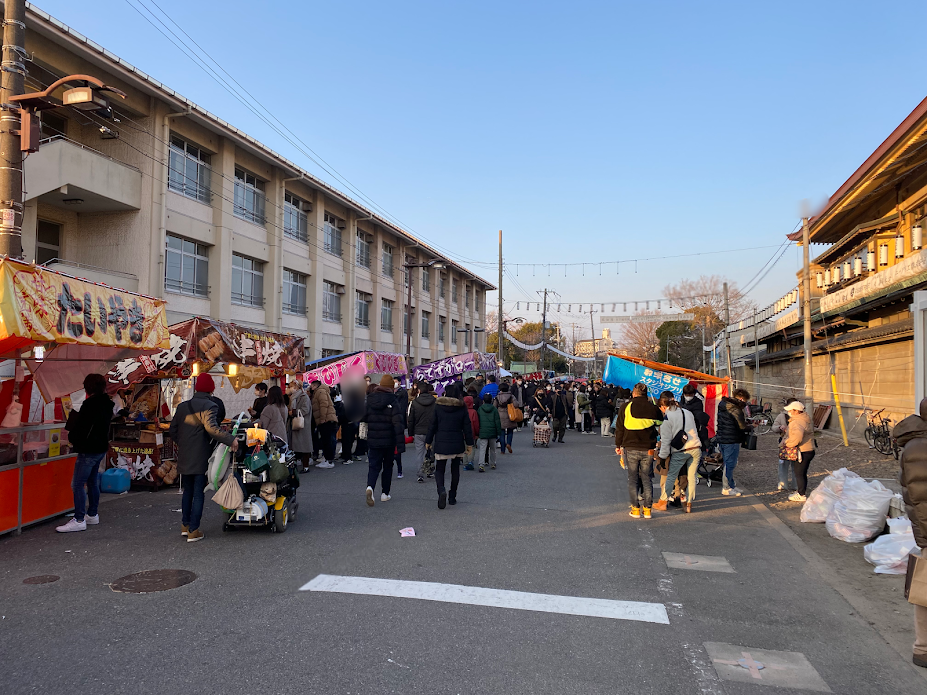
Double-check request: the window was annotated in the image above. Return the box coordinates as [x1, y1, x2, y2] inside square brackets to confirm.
[465, 285, 471, 309]
[165, 234, 208, 297]
[474, 290, 481, 313]
[439, 273, 446, 299]
[356, 231, 371, 268]
[282, 269, 307, 315]
[452, 278, 459, 303]
[381, 299, 394, 332]
[324, 211, 343, 256]
[36, 220, 61, 265]
[421, 311, 431, 339]
[322, 281, 342, 322]
[321, 348, 342, 358]
[422, 267, 430, 292]
[169, 135, 210, 203]
[356, 291, 372, 327]
[284, 192, 308, 242]
[382, 243, 394, 278]
[464, 323, 470, 348]
[234, 168, 265, 224]
[231, 254, 263, 306]
[40, 111, 67, 139]
[438, 315, 446, 343]
[451, 319, 458, 344]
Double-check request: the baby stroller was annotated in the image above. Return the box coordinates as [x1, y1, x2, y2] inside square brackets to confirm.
[533, 417, 552, 447]
[696, 436, 723, 486]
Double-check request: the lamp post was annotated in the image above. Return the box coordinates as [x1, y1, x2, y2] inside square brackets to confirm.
[403, 259, 446, 363]
[457, 326, 484, 353]
[499, 316, 525, 368]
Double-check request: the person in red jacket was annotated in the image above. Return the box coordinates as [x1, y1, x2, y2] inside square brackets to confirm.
[463, 394, 480, 470]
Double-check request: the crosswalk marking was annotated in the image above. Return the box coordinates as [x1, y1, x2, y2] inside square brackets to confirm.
[300, 574, 670, 624]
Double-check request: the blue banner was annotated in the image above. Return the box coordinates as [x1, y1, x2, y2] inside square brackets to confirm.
[603, 356, 688, 399]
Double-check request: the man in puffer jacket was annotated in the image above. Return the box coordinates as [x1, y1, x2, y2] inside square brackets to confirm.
[613, 383, 663, 519]
[426, 383, 475, 508]
[893, 399, 927, 669]
[310, 380, 339, 468]
[714, 389, 752, 497]
[362, 375, 405, 506]
[409, 381, 437, 483]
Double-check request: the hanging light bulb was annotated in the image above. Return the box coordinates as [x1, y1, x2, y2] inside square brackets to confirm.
[854, 257, 862, 276]
[557, 304, 561, 311]
[816, 272, 824, 288]
[516, 302, 520, 310]
[867, 250, 876, 271]
[880, 243, 889, 266]
[913, 222, 923, 250]
[896, 231, 905, 258]
[612, 303, 616, 312]
[623, 303, 627, 312]
[567, 305, 571, 312]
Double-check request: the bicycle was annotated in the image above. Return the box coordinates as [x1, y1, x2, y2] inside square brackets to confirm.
[864, 408, 892, 449]
[745, 403, 773, 435]
[874, 431, 900, 459]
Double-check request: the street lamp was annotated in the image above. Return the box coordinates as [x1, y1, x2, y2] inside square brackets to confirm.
[499, 316, 525, 368]
[404, 259, 446, 360]
[456, 326, 484, 352]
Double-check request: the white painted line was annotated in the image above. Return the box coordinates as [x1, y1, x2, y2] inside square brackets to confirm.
[300, 574, 670, 625]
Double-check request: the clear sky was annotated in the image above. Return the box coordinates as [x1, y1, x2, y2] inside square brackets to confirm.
[35, 0, 927, 340]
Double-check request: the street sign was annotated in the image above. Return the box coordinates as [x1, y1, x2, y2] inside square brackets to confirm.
[601, 313, 694, 324]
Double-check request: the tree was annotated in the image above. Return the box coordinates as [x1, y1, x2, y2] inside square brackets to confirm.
[662, 275, 755, 339]
[656, 321, 702, 370]
[616, 313, 661, 360]
[486, 318, 566, 372]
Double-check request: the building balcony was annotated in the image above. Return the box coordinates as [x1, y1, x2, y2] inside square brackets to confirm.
[24, 136, 142, 212]
[43, 260, 139, 293]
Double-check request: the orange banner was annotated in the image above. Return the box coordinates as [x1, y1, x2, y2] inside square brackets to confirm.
[0, 259, 169, 350]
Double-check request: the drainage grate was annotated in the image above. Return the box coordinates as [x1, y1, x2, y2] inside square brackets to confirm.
[23, 575, 60, 585]
[110, 569, 197, 594]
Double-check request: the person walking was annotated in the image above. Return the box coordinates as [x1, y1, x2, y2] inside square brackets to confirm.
[595, 384, 614, 437]
[479, 373, 499, 401]
[166, 374, 238, 542]
[551, 383, 570, 443]
[715, 388, 752, 496]
[463, 394, 481, 470]
[893, 400, 927, 669]
[409, 381, 437, 483]
[476, 393, 503, 472]
[613, 383, 663, 519]
[773, 397, 798, 491]
[426, 383, 474, 508]
[286, 380, 313, 472]
[565, 383, 576, 430]
[57, 374, 114, 533]
[257, 385, 288, 442]
[393, 381, 410, 478]
[363, 375, 405, 506]
[652, 393, 701, 514]
[531, 384, 552, 424]
[309, 380, 339, 468]
[494, 382, 519, 454]
[782, 401, 815, 502]
[577, 384, 593, 433]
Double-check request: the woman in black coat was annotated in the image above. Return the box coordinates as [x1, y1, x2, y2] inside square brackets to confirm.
[363, 376, 405, 507]
[425, 383, 474, 509]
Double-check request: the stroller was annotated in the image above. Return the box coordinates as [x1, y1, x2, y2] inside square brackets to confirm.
[696, 436, 724, 486]
[533, 417, 552, 447]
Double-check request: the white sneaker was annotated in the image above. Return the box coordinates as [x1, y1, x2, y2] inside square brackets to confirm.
[366, 486, 375, 507]
[721, 488, 742, 497]
[777, 483, 785, 491]
[85, 514, 100, 525]
[56, 518, 86, 533]
[397, 472, 404, 479]
[789, 492, 807, 502]
[341, 459, 351, 465]
[380, 493, 391, 502]
[316, 461, 335, 469]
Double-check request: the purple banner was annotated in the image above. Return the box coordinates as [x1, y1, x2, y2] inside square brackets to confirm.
[412, 352, 498, 383]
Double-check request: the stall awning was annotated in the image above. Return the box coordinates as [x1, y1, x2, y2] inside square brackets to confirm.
[412, 352, 498, 383]
[299, 350, 408, 387]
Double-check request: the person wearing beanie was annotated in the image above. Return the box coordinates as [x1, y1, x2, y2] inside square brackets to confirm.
[194, 373, 226, 423]
[380, 374, 395, 389]
[168, 374, 239, 542]
[362, 374, 405, 506]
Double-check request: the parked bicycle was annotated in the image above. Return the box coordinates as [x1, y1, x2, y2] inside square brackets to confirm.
[745, 402, 773, 435]
[864, 408, 899, 458]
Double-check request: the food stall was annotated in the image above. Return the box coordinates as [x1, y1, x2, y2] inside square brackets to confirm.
[0, 258, 169, 535]
[411, 351, 499, 394]
[298, 350, 407, 387]
[100, 317, 305, 490]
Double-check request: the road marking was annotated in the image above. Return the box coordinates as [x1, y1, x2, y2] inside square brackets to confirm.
[300, 574, 670, 625]
[705, 642, 831, 692]
[663, 552, 735, 573]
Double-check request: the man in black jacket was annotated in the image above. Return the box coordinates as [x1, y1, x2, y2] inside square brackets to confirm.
[57, 374, 115, 533]
[715, 388, 752, 497]
[168, 373, 238, 542]
[613, 383, 664, 519]
[363, 375, 406, 506]
[409, 381, 437, 482]
[551, 384, 570, 443]
[425, 383, 474, 509]
[594, 385, 615, 437]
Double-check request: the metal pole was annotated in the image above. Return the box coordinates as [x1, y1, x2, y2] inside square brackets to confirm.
[540, 289, 548, 374]
[497, 229, 503, 367]
[724, 282, 733, 389]
[802, 216, 815, 419]
[589, 308, 595, 377]
[0, 0, 25, 258]
[753, 308, 760, 405]
[701, 321, 707, 374]
[405, 265, 413, 361]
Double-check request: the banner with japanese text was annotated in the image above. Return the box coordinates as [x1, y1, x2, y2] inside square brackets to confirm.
[300, 350, 407, 387]
[0, 258, 169, 353]
[603, 355, 688, 399]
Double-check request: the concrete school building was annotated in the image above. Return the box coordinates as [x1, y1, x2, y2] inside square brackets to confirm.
[728, 95, 927, 431]
[15, 4, 492, 365]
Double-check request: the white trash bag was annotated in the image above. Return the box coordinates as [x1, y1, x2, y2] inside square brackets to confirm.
[825, 477, 894, 543]
[800, 468, 860, 523]
[863, 519, 917, 574]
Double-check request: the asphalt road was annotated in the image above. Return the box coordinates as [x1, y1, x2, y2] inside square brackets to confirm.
[2, 428, 925, 694]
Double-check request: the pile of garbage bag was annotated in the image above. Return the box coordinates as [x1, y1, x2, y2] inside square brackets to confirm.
[824, 477, 895, 543]
[863, 518, 917, 574]
[799, 468, 859, 523]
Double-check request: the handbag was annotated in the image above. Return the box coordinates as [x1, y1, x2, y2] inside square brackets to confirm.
[292, 409, 305, 431]
[905, 551, 927, 607]
[778, 443, 800, 461]
[669, 409, 691, 450]
[245, 447, 270, 474]
[268, 455, 289, 483]
[508, 402, 524, 424]
[742, 432, 758, 450]
[358, 422, 368, 440]
[212, 472, 244, 509]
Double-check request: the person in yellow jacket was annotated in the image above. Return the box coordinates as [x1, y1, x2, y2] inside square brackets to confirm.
[613, 383, 664, 519]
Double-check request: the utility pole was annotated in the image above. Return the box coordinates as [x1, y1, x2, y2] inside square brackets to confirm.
[801, 216, 815, 418]
[753, 308, 760, 405]
[723, 282, 733, 389]
[0, 0, 25, 259]
[589, 307, 596, 377]
[540, 289, 548, 374]
[497, 229, 503, 368]
[700, 321, 707, 374]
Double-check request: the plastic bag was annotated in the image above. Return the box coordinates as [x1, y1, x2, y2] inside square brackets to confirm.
[826, 477, 894, 543]
[800, 468, 860, 523]
[206, 443, 230, 492]
[212, 473, 244, 509]
[863, 523, 917, 574]
[246, 427, 268, 447]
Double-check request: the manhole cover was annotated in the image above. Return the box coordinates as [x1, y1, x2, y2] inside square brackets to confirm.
[110, 569, 197, 594]
[23, 575, 59, 585]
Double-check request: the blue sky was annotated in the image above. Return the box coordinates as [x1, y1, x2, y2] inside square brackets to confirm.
[36, 0, 926, 339]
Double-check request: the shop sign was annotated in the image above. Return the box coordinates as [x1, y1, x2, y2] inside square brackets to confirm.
[412, 352, 498, 383]
[820, 248, 927, 314]
[108, 443, 160, 482]
[301, 350, 408, 387]
[755, 309, 800, 341]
